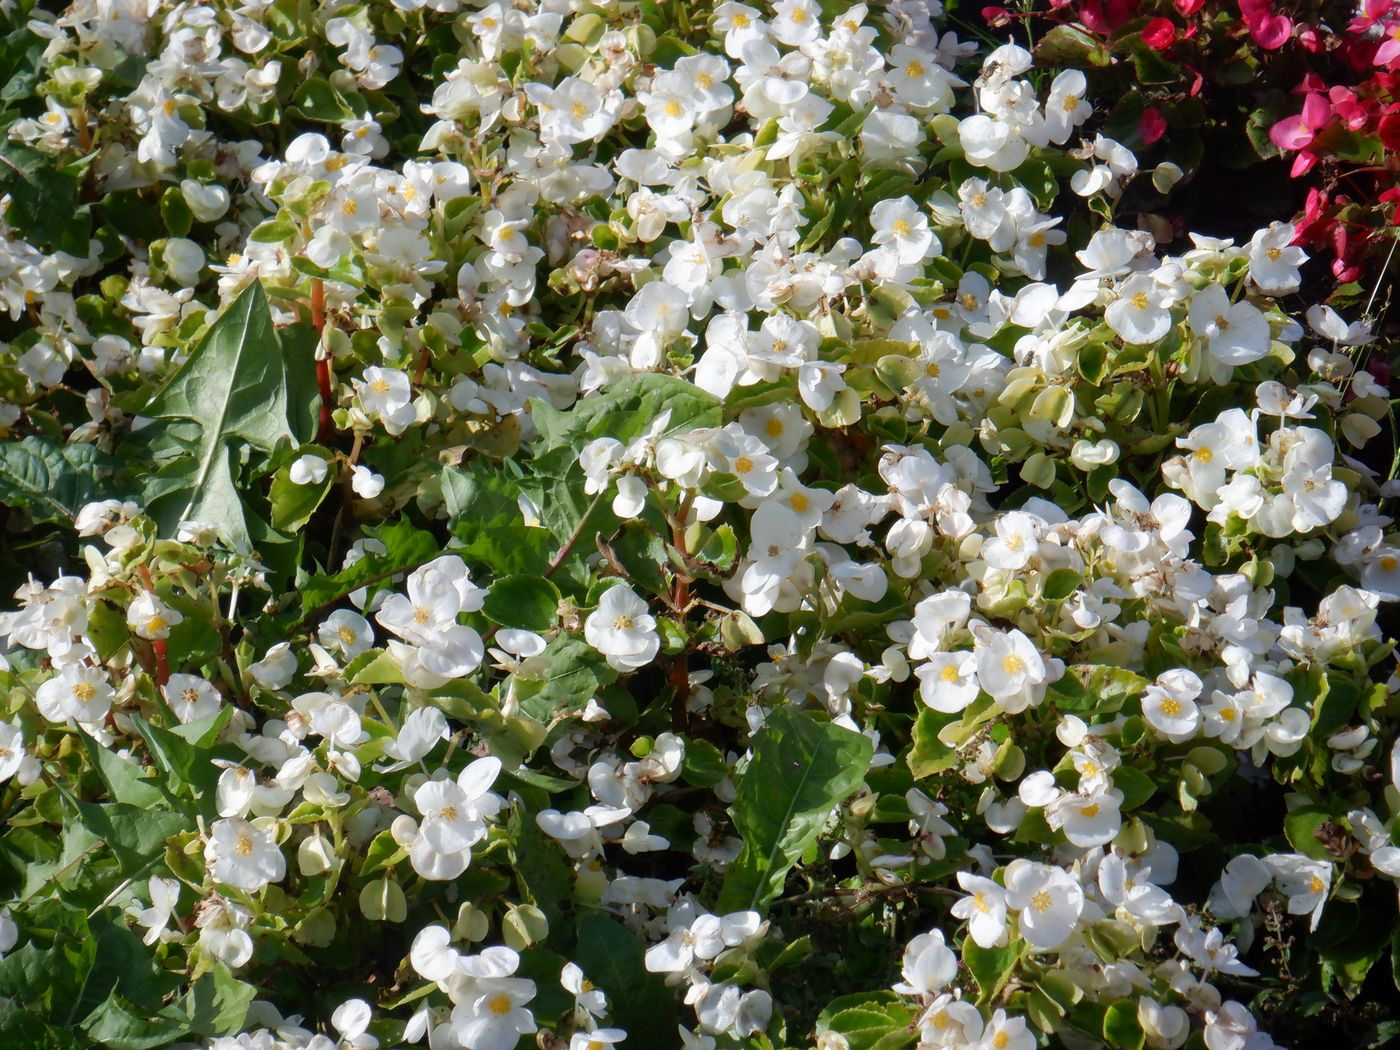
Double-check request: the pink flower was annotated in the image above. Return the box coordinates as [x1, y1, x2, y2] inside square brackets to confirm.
[1269, 93, 1332, 151]
[1139, 107, 1168, 144]
[1376, 25, 1400, 68]
[1176, 0, 1204, 13]
[1239, 0, 1293, 49]
[1141, 17, 1177, 49]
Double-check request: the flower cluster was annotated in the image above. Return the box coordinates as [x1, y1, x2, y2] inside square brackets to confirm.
[996, 0, 1398, 295]
[0, 1, 1397, 1049]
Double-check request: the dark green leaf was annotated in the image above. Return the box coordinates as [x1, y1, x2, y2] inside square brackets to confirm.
[718, 708, 873, 914]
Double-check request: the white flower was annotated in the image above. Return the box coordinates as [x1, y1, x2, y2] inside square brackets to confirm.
[127, 591, 183, 640]
[35, 664, 113, 723]
[916, 651, 979, 713]
[1141, 669, 1202, 743]
[1189, 284, 1271, 375]
[1247, 223, 1306, 293]
[1003, 859, 1084, 949]
[0, 909, 17, 961]
[129, 876, 180, 946]
[351, 465, 386, 498]
[207, 818, 286, 891]
[163, 673, 223, 723]
[952, 872, 1009, 948]
[1106, 274, 1173, 345]
[585, 586, 660, 672]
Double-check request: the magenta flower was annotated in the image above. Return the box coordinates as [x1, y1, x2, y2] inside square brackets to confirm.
[1239, 0, 1293, 49]
[1270, 93, 1332, 151]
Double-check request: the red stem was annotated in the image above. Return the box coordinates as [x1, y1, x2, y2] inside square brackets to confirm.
[312, 279, 333, 443]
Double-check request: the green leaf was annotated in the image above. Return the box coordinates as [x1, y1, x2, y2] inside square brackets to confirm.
[141, 281, 306, 551]
[1042, 568, 1082, 602]
[718, 708, 874, 914]
[298, 518, 440, 619]
[0, 436, 120, 524]
[482, 574, 560, 632]
[441, 463, 554, 576]
[0, 143, 91, 253]
[572, 914, 678, 1047]
[963, 938, 1021, 1004]
[1284, 806, 1336, 861]
[1103, 1000, 1146, 1050]
[680, 737, 728, 788]
[530, 373, 722, 453]
[509, 803, 572, 930]
[1112, 766, 1156, 811]
[269, 447, 336, 533]
[908, 708, 958, 779]
[515, 635, 613, 723]
[82, 732, 175, 810]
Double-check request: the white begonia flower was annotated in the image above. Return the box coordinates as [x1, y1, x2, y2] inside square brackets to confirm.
[0, 721, 27, 783]
[351, 465, 386, 498]
[163, 673, 222, 723]
[871, 196, 937, 265]
[127, 591, 183, 640]
[916, 651, 979, 713]
[1003, 859, 1084, 949]
[356, 367, 417, 435]
[1247, 222, 1307, 293]
[0, 909, 17, 961]
[952, 872, 1009, 948]
[318, 609, 375, 658]
[974, 628, 1050, 713]
[250, 642, 297, 690]
[1106, 273, 1173, 345]
[289, 454, 329, 486]
[1138, 998, 1191, 1050]
[1189, 284, 1271, 377]
[584, 585, 660, 672]
[568, 1029, 628, 1050]
[207, 818, 286, 891]
[892, 929, 957, 997]
[1044, 68, 1092, 143]
[128, 876, 180, 946]
[1263, 853, 1331, 931]
[181, 179, 231, 222]
[1141, 668, 1203, 743]
[35, 663, 113, 723]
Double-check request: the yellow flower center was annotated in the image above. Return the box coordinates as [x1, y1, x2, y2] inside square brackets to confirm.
[892, 219, 912, 237]
[1380, 556, 1397, 572]
[1194, 447, 1214, 464]
[1130, 291, 1149, 310]
[765, 417, 785, 438]
[146, 615, 168, 634]
[1159, 697, 1181, 717]
[441, 804, 458, 822]
[905, 60, 924, 78]
[1266, 246, 1282, 261]
[1081, 803, 1100, 818]
[788, 492, 810, 513]
[993, 1032, 1011, 1050]
[664, 100, 683, 118]
[235, 835, 254, 856]
[940, 664, 961, 683]
[696, 73, 714, 89]
[734, 455, 754, 473]
[1002, 654, 1025, 676]
[1062, 94, 1079, 112]
[341, 199, 358, 216]
[612, 615, 635, 631]
[488, 994, 513, 1016]
[1029, 889, 1052, 912]
[370, 378, 391, 395]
